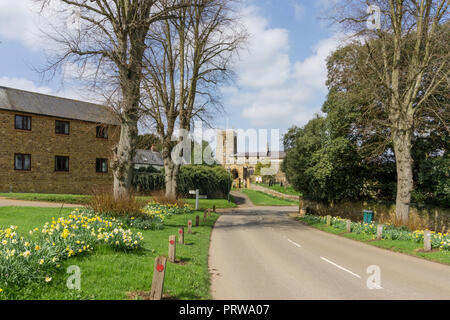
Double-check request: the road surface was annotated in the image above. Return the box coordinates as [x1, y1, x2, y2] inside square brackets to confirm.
[209, 205, 450, 300]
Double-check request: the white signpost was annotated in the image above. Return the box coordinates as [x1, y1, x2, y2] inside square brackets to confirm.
[189, 189, 207, 210]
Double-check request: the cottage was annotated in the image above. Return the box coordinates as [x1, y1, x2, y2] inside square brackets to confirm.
[133, 147, 164, 171]
[0, 86, 120, 195]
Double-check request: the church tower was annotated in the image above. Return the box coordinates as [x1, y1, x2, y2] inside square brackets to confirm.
[216, 130, 237, 165]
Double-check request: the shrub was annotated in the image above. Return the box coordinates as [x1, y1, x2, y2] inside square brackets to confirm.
[133, 165, 232, 199]
[88, 190, 147, 218]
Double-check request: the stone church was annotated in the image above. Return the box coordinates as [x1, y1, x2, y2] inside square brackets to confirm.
[215, 129, 286, 188]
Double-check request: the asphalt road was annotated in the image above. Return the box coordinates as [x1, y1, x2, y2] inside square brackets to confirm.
[209, 206, 450, 300]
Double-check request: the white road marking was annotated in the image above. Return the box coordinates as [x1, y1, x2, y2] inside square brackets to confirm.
[320, 257, 362, 279]
[287, 238, 302, 248]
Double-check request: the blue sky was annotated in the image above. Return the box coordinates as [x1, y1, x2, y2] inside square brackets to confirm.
[0, 0, 341, 151]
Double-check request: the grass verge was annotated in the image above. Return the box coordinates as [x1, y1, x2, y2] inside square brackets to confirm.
[0, 192, 236, 209]
[299, 218, 450, 265]
[241, 189, 298, 206]
[0, 206, 219, 300]
[259, 184, 301, 196]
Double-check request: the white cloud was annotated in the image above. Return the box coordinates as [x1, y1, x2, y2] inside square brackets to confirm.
[0, 77, 53, 95]
[0, 0, 46, 50]
[291, 1, 306, 20]
[0, 76, 103, 104]
[224, 7, 342, 128]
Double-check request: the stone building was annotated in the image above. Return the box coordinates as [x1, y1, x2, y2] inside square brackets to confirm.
[133, 145, 164, 171]
[215, 129, 286, 187]
[0, 86, 120, 195]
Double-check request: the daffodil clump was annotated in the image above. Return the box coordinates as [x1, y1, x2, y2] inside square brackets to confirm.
[301, 215, 449, 251]
[144, 201, 193, 216]
[127, 201, 193, 230]
[0, 208, 144, 297]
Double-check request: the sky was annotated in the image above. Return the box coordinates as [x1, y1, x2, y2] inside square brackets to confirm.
[0, 0, 343, 152]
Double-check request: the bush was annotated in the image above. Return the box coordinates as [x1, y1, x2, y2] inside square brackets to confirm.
[133, 173, 165, 192]
[133, 165, 232, 199]
[88, 190, 147, 218]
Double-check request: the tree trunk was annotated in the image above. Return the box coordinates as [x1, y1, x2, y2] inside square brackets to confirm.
[392, 127, 414, 225]
[113, 118, 138, 198]
[164, 155, 180, 200]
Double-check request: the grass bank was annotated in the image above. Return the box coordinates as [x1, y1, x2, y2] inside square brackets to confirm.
[241, 189, 298, 206]
[0, 206, 220, 300]
[299, 217, 450, 265]
[259, 184, 301, 196]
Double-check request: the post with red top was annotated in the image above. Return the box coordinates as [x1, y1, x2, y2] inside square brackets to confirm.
[150, 256, 167, 300]
[168, 235, 176, 263]
[178, 227, 184, 245]
[188, 220, 193, 234]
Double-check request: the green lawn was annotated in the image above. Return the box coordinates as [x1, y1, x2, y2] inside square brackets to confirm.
[0, 193, 91, 204]
[241, 189, 299, 206]
[0, 192, 236, 209]
[184, 198, 237, 210]
[299, 218, 450, 265]
[0, 206, 219, 300]
[260, 184, 301, 196]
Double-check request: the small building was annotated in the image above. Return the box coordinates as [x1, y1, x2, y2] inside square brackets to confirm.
[0, 86, 120, 195]
[133, 147, 164, 171]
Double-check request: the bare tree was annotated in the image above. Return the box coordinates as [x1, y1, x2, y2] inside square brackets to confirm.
[141, 0, 246, 199]
[329, 0, 449, 224]
[36, 0, 194, 198]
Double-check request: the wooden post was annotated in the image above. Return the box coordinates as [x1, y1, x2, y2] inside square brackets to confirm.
[188, 220, 192, 234]
[150, 256, 167, 300]
[346, 220, 351, 233]
[326, 215, 331, 226]
[168, 235, 176, 263]
[424, 230, 432, 252]
[195, 215, 199, 227]
[213, 205, 216, 213]
[299, 199, 306, 217]
[178, 227, 184, 245]
[376, 224, 383, 240]
[203, 209, 207, 223]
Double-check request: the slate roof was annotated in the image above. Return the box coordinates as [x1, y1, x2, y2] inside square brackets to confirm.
[133, 149, 164, 166]
[0, 86, 119, 125]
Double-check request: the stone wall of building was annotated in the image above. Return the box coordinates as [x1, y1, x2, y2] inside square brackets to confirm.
[0, 109, 119, 195]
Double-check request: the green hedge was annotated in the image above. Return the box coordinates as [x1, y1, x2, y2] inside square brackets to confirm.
[132, 165, 232, 199]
